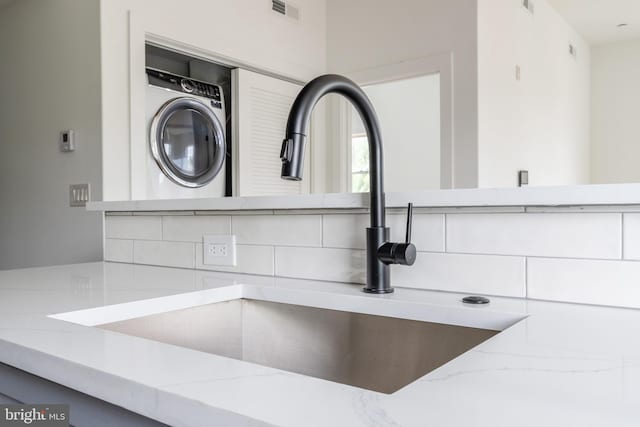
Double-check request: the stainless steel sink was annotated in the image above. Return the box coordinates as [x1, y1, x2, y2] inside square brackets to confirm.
[98, 299, 497, 394]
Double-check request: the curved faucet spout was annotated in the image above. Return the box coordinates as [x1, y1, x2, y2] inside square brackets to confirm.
[280, 74, 385, 228]
[280, 74, 416, 294]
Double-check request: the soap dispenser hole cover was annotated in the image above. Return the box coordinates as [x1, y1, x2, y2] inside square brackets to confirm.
[462, 296, 490, 305]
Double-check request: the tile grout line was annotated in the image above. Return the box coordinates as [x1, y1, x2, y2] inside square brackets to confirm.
[272, 245, 277, 277]
[191, 242, 196, 269]
[112, 240, 633, 263]
[621, 212, 625, 260]
[230, 215, 235, 237]
[161, 215, 165, 241]
[524, 257, 529, 298]
[420, 250, 632, 262]
[132, 239, 138, 264]
[443, 213, 448, 253]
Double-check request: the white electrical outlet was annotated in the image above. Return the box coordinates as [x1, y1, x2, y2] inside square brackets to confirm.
[203, 235, 236, 266]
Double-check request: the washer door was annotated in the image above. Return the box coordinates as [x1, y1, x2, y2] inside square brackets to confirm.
[150, 97, 225, 188]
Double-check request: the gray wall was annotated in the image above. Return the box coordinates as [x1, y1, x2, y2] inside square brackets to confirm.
[0, 0, 103, 269]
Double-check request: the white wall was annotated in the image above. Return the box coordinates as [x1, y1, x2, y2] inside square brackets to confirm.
[590, 38, 640, 184]
[326, 0, 479, 189]
[0, 0, 103, 269]
[477, 0, 590, 188]
[100, 0, 327, 201]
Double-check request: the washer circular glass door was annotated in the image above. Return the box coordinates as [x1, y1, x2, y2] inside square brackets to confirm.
[150, 97, 225, 188]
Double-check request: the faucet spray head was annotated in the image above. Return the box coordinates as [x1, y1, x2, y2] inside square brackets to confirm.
[280, 133, 306, 181]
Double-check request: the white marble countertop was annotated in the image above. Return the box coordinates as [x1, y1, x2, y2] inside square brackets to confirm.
[0, 262, 639, 426]
[87, 183, 640, 212]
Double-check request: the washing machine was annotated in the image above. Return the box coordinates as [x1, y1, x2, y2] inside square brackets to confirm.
[145, 68, 227, 199]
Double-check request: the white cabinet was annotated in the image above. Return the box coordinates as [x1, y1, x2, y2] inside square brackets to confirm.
[233, 69, 311, 196]
[0, 363, 163, 427]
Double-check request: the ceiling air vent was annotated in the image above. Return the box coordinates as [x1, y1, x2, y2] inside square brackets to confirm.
[522, 0, 534, 14]
[272, 0, 286, 14]
[272, 0, 300, 21]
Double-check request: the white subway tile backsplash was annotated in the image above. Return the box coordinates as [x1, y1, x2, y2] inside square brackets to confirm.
[195, 244, 274, 276]
[101, 206, 639, 310]
[322, 214, 444, 252]
[392, 253, 526, 297]
[104, 239, 133, 263]
[105, 216, 162, 241]
[275, 247, 365, 284]
[133, 240, 195, 269]
[623, 214, 640, 260]
[233, 215, 322, 247]
[447, 213, 621, 259]
[528, 257, 640, 309]
[163, 216, 231, 242]
[321, 214, 366, 249]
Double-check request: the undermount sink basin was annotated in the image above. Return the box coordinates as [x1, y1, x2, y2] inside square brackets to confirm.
[97, 298, 498, 394]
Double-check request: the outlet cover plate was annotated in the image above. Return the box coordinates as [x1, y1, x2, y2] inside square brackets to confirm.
[203, 235, 237, 267]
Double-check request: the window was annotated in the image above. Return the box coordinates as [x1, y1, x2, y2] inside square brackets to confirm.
[351, 133, 369, 193]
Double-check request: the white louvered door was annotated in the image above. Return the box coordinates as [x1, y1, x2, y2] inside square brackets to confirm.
[233, 69, 310, 196]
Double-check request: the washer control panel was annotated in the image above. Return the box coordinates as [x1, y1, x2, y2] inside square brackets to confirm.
[147, 68, 223, 108]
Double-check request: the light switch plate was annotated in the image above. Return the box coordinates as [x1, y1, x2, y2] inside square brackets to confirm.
[203, 235, 237, 266]
[60, 130, 75, 152]
[518, 170, 529, 187]
[69, 184, 90, 207]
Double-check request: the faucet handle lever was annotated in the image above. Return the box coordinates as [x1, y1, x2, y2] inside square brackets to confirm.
[405, 203, 413, 244]
[377, 203, 417, 266]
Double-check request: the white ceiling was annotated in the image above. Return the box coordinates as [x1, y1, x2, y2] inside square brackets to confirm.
[547, 0, 640, 45]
